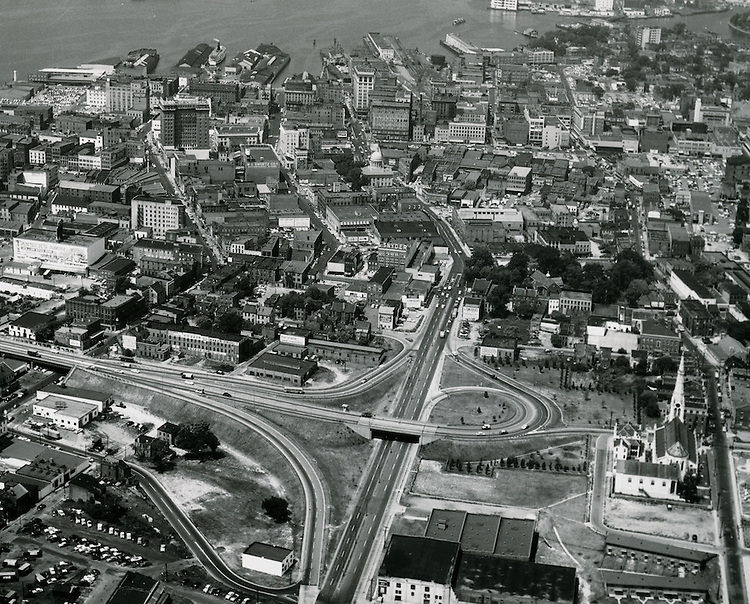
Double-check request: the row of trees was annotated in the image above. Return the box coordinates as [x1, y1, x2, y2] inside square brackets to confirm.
[445, 457, 588, 473]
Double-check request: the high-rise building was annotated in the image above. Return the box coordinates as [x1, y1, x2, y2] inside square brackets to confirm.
[595, 0, 614, 11]
[636, 26, 661, 49]
[130, 195, 185, 238]
[351, 60, 376, 113]
[276, 121, 309, 171]
[160, 96, 211, 150]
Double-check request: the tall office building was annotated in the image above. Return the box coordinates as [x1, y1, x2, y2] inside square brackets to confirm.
[276, 120, 310, 171]
[595, 0, 614, 11]
[130, 195, 185, 238]
[636, 26, 662, 49]
[160, 96, 211, 150]
[351, 60, 376, 113]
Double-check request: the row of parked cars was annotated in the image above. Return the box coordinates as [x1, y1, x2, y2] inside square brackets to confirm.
[201, 584, 254, 603]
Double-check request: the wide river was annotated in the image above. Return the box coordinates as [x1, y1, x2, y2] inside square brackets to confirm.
[0, 0, 745, 83]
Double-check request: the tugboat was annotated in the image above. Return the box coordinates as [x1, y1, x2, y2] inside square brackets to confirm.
[208, 39, 227, 66]
[453, 17, 466, 25]
[522, 28, 539, 38]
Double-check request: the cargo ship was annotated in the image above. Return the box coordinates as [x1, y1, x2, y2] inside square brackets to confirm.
[208, 39, 227, 66]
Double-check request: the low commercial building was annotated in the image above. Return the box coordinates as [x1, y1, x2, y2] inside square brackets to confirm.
[638, 320, 681, 357]
[12, 228, 105, 274]
[669, 270, 717, 306]
[246, 352, 317, 385]
[32, 397, 98, 430]
[65, 294, 145, 330]
[605, 533, 714, 573]
[601, 570, 707, 604]
[147, 325, 257, 364]
[452, 207, 524, 244]
[104, 571, 171, 604]
[241, 542, 295, 576]
[307, 339, 385, 366]
[8, 311, 55, 341]
[36, 384, 112, 414]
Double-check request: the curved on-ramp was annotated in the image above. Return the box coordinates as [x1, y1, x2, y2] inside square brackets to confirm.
[85, 368, 327, 595]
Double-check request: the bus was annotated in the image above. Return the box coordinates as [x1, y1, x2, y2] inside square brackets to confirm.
[284, 387, 303, 394]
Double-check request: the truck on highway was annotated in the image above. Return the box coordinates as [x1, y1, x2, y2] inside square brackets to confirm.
[180, 372, 194, 379]
[439, 330, 446, 338]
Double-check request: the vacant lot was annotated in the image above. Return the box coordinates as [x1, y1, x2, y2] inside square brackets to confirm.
[65, 370, 306, 582]
[605, 497, 715, 544]
[412, 460, 587, 508]
[538, 494, 607, 602]
[734, 451, 750, 517]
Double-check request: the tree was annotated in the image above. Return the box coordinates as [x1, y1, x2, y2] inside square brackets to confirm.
[638, 391, 661, 418]
[175, 423, 220, 455]
[262, 496, 291, 523]
[733, 227, 746, 247]
[677, 471, 699, 503]
[737, 199, 749, 226]
[652, 356, 677, 375]
[625, 279, 650, 307]
[216, 310, 243, 334]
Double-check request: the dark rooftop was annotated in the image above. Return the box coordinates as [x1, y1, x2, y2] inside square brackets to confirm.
[243, 542, 293, 562]
[379, 535, 460, 584]
[455, 553, 577, 602]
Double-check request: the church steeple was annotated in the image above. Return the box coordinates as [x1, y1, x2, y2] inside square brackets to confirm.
[668, 354, 685, 423]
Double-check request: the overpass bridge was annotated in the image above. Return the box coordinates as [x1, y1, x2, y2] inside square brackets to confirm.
[348, 417, 440, 444]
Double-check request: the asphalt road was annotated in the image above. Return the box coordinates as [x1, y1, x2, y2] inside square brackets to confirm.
[316, 214, 467, 603]
[705, 370, 748, 603]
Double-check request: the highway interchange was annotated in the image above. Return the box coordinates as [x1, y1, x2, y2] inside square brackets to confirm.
[5, 209, 731, 602]
[0, 211, 596, 603]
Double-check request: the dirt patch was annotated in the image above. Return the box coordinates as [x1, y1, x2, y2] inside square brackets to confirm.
[604, 496, 715, 544]
[64, 370, 305, 583]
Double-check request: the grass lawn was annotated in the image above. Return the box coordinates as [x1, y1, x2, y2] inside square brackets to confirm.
[412, 460, 587, 508]
[440, 358, 498, 391]
[420, 435, 587, 464]
[429, 391, 514, 427]
[604, 496, 715, 544]
[255, 410, 374, 571]
[494, 364, 638, 428]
